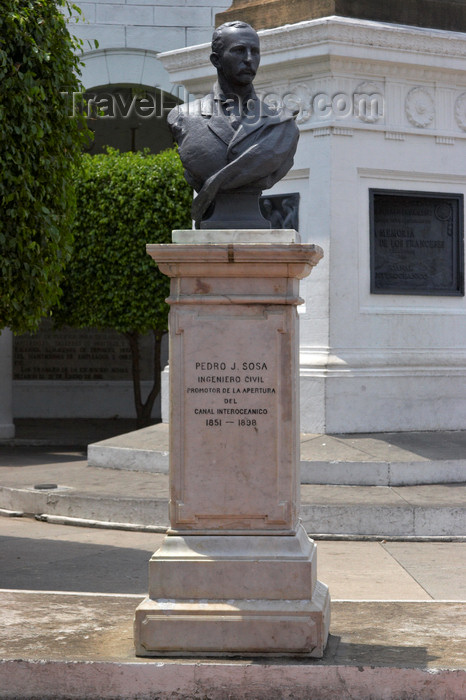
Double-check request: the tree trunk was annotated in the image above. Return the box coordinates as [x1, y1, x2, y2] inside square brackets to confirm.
[126, 329, 165, 428]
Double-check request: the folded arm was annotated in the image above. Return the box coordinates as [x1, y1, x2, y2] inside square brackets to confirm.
[192, 121, 298, 222]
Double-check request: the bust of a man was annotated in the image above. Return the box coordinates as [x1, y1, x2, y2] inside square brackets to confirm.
[167, 21, 299, 229]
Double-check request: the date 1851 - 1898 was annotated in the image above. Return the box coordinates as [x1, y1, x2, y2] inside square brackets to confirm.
[205, 419, 257, 427]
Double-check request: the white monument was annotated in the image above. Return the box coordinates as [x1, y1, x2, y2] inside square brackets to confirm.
[159, 15, 466, 434]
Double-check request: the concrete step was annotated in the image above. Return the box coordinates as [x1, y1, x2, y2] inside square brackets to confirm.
[0, 591, 464, 700]
[0, 460, 465, 537]
[87, 423, 466, 486]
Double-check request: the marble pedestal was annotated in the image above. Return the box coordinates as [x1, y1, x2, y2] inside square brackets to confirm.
[134, 232, 329, 657]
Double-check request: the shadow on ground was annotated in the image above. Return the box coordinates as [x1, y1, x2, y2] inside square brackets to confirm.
[0, 535, 153, 594]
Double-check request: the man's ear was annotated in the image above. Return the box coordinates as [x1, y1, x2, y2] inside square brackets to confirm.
[210, 52, 221, 69]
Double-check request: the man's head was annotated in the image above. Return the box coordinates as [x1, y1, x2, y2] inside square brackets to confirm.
[210, 21, 260, 91]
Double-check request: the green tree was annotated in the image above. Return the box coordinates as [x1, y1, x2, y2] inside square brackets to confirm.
[0, 0, 89, 333]
[53, 147, 192, 426]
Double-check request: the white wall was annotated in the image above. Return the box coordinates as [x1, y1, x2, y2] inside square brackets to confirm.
[71, 0, 231, 75]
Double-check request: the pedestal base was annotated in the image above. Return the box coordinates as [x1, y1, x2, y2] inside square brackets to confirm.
[134, 524, 330, 657]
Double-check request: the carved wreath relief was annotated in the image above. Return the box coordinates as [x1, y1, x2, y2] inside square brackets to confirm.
[405, 87, 435, 128]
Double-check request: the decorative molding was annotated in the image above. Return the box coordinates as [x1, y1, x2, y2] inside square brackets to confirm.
[405, 87, 435, 128]
[454, 92, 466, 131]
[313, 127, 332, 137]
[300, 346, 466, 377]
[354, 81, 384, 123]
[333, 127, 353, 136]
[358, 167, 466, 185]
[385, 131, 405, 140]
[436, 136, 455, 145]
[259, 17, 466, 61]
[311, 126, 354, 137]
[159, 17, 466, 75]
[324, 56, 466, 83]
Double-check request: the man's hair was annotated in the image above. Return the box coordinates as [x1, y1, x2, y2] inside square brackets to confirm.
[211, 21, 256, 56]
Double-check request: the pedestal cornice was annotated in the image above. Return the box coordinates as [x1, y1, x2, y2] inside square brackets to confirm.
[147, 243, 324, 283]
[147, 243, 323, 307]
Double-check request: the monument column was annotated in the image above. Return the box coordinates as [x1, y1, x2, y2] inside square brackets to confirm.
[134, 230, 330, 656]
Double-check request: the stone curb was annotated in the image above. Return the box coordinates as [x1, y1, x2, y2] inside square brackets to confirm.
[0, 485, 167, 527]
[300, 458, 466, 486]
[88, 443, 466, 486]
[88, 444, 169, 473]
[1, 484, 465, 537]
[1, 659, 464, 700]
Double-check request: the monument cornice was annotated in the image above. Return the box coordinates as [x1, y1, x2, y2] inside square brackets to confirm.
[215, 0, 466, 34]
[158, 16, 466, 82]
[159, 17, 466, 138]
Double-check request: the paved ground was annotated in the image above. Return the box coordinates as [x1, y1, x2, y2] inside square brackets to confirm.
[11, 418, 141, 447]
[0, 517, 465, 672]
[1, 591, 464, 668]
[0, 517, 465, 698]
[12, 417, 464, 462]
[1, 516, 465, 600]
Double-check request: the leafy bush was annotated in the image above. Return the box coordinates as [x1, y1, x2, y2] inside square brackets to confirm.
[0, 0, 89, 333]
[53, 147, 192, 424]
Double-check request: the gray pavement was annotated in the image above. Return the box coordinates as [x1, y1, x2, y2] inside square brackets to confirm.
[1, 516, 466, 600]
[1, 590, 464, 699]
[11, 418, 141, 447]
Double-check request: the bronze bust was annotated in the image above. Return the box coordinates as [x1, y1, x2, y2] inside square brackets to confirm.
[167, 21, 299, 229]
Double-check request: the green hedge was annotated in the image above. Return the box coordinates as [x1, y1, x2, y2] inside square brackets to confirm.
[0, 0, 88, 333]
[54, 147, 192, 333]
[53, 147, 192, 424]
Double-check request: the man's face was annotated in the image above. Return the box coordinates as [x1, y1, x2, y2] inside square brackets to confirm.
[212, 27, 260, 89]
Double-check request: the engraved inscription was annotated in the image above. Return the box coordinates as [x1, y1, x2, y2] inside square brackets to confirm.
[370, 190, 464, 296]
[186, 360, 275, 430]
[171, 306, 293, 529]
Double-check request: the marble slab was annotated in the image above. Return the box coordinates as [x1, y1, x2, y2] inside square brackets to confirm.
[172, 229, 301, 244]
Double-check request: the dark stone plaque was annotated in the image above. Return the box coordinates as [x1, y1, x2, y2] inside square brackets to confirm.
[13, 320, 156, 381]
[370, 189, 464, 296]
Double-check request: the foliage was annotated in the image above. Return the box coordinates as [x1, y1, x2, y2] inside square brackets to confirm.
[0, 0, 90, 333]
[53, 147, 192, 424]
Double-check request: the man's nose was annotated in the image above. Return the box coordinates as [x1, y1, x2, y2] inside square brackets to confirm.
[244, 50, 253, 64]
